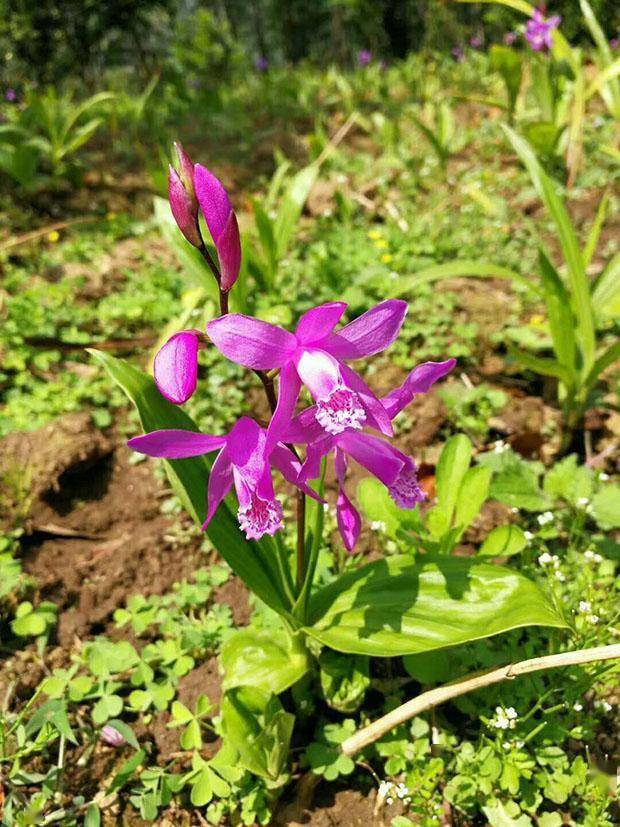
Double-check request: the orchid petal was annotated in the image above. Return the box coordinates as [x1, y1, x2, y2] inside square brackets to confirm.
[382, 359, 456, 419]
[194, 164, 241, 290]
[168, 168, 200, 248]
[226, 417, 264, 476]
[338, 431, 405, 486]
[153, 330, 201, 405]
[295, 302, 347, 345]
[298, 436, 336, 482]
[202, 446, 233, 528]
[294, 348, 341, 399]
[325, 299, 407, 359]
[337, 487, 362, 553]
[271, 444, 325, 502]
[207, 314, 296, 370]
[217, 210, 242, 291]
[265, 362, 302, 453]
[128, 429, 225, 459]
[334, 446, 348, 485]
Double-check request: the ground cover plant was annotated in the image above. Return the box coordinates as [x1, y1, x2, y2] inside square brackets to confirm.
[0, 2, 619, 824]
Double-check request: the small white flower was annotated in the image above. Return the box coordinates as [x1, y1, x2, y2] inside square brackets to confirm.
[573, 702, 583, 712]
[538, 552, 552, 566]
[599, 473, 609, 481]
[555, 570, 566, 582]
[584, 549, 603, 564]
[577, 497, 590, 507]
[588, 614, 599, 624]
[537, 511, 554, 526]
[511, 507, 519, 514]
[370, 520, 386, 532]
[578, 600, 592, 614]
[506, 707, 518, 720]
[524, 530, 534, 542]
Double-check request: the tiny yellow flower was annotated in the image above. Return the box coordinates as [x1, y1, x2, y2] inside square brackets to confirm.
[47, 230, 60, 243]
[529, 314, 545, 327]
[381, 253, 393, 264]
[368, 229, 382, 240]
[106, 211, 117, 220]
[374, 239, 389, 249]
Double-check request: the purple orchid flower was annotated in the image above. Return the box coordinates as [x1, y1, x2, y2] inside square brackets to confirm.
[207, 300, 408, 445]
[169, 143, 201, 248]
[504, 31, 518, 46]
[154, 330, 204, 405]
[610, 37, 619, 50]
[194, 165, 241, 292]
[255, 56, 269, 72]
[5, 88, 16, 102]
[470, 33, 484, 49]
[358, 50, 372, 67]
[451, 46, 465, 63]
[285, 359, 456, 551]
[128, 416, 320, 540]
[525, 10, 561, 52]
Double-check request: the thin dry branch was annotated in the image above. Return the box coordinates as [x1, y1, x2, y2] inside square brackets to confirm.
[340, 644, 620, 757]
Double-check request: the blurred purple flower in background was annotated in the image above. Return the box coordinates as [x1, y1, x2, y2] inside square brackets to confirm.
[5, 88, 16, 102]
[525, 10, 561, 52]
[470, 33, 484, 49]
[358, 50, 372, 67]
[451, 46, 465, 63]
[255, 56, 269, 72]
[504, 31, 518, 46]
[101, 725, 126, 747]
[610, 36, 619, 50]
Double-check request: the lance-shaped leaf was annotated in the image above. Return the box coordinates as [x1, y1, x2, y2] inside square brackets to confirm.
[306, 555, 566, 657]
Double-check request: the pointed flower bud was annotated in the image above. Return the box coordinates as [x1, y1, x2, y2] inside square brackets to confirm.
[168, 143, 201, 248]
[174, 142, 197, 210]
[154, 330, 201, 405]
[194, 164, 241, 292]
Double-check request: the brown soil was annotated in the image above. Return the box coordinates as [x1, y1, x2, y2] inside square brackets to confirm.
[0, 412, 250, 650]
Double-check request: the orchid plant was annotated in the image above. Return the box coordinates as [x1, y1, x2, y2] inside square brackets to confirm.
[92, 145, 565, 780]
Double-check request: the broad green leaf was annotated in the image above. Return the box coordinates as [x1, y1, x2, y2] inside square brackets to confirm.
[479, 525, 527, 557]
[356, 477, 421, 540]
[221, 687, 294, 782]
[590, 485, 620, 529]
[537, 248, 576, 374]
[489, 45, 523, 115]
[543, 455, 593, 507]
[502, 126, 595, 376]
[84, 804, 101, 827]
[221, 627, 310, 694]
[89, 350, 291, 617]
[453, 465, 492, 539]
[306, 555, 565, 656]
[427, 435, 472, 538]
[480, 451, 551, 512]
[391, 260, 539, 299]
[252, 200, 277, 283]
[319, 650, 370, 712]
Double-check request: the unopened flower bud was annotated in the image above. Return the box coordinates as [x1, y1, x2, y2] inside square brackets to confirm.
[101, 725, 126, 747]
[154, 330, 203, 404]
[168, 143, 201, 248]
[194, 164, 241, 292]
